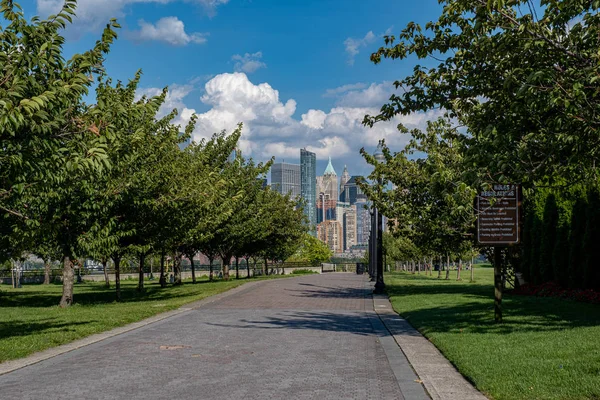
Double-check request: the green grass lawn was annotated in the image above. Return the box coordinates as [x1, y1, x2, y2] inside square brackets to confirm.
[0, 276, 271, 363]
[385, 268, 600, 400]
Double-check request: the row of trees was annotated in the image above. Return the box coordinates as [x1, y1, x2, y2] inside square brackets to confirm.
[0, 1, 308, 306]
[522, 188, 600, 290]
[359, 0, 600, 288]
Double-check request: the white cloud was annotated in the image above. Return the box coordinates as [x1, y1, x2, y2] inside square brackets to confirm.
[141, 73, 442, 175]
[323, 83, 367, 97]
[344, 27, 393, 66]
[134, 17, 206, 46]
[344, 31, 375, 65]
[232, 52, 267, 74]
[36, 0, 228, 37]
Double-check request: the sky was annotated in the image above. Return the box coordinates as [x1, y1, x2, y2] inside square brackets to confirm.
[15, 0, 445, 177]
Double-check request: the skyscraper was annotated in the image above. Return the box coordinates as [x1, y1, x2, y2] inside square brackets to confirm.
[355, 200, 372, 245]
[343, 205, 357, 251]
[340, 165, 350, 200]
[317, 220, 344, 254]
[316, 157, 338, 223]
[341, 176, 366, 205]
[300, 149, 317, 236]
[271, 162, 301, 199]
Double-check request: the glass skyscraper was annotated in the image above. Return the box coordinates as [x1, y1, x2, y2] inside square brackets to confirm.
[271, 162, 301, 199]
[300, 149, 317, 236]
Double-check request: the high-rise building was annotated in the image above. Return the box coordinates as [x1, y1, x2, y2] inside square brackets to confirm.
[341, 176, 366, 205]
[339, 165, 350, 200]
[300, 149, 317, 236]
[316, 157, 338, 223]
[271, 162, 301, 199]
[355, 200, 372, 245]
[343, 205, 357, 251]
[317, 220, 344, 254]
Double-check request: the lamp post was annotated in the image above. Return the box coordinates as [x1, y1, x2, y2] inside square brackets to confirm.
[373, 141, 386, 294]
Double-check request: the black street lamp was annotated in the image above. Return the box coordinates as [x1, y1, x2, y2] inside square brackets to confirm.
[373, 141, 386, 294]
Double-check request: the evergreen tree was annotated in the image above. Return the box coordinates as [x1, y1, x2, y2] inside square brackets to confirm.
[530, 213, 542, 285]
[582, 188, 600, 290]
[552, 215, 570, 288]
[539, 194, 559, 282]
[568, 196, 587, 289]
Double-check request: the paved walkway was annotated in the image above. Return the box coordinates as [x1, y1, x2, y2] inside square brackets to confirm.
[0, 274, 449, 399]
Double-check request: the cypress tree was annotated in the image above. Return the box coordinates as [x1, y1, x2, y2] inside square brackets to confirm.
[582, 188, 600, 290]
[530, 213, 542, 285]
[569, 196, 587, 289]
[539, 194, 558, 283]
[552, 217, 570, 287]
[520, 208, 534, 283]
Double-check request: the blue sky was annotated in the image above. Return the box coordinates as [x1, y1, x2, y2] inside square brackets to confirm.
[16, 0, 444, 176]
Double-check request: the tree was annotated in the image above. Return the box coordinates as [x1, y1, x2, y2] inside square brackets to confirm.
[539, 194, 559, 282]
[0, 1, 119, 306]
[365, 0, 600, 187]
[288, 234, 332, 266]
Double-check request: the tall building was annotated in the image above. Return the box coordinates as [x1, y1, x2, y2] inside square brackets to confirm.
[344, 205, 357, 251]
[300, 149, 317, 236]
[339, 165, 350, 200]
[271, 162, 301, 199]
[316, 157, 338, 223]
[341, 176, 366, 205]
[355, 200, 371, 245]
[317, 220, 344, 254]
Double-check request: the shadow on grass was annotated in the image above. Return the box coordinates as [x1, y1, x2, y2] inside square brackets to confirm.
[0, 279, 231, 308]
[0, 319, 95, 340]
[386, 276, 600, 335]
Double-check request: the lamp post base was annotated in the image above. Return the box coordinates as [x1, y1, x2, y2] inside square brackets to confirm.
[373, 281, 385, 294]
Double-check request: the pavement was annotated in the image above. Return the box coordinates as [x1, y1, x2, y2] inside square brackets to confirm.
[0, 273, 487, 400]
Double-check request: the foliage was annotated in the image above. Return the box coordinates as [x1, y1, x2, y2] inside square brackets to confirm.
[288, 233, 332, 266]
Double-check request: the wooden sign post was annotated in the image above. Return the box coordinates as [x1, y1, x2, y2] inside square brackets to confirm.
[477, 184, 521, 323]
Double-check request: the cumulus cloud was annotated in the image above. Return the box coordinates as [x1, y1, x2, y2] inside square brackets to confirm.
[140, 73, 442, 175]
[36, 0, 228, 37]
[232, 52, 267, 74]
[134, 17, 207, 46]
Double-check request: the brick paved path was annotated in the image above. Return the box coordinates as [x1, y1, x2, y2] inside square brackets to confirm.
[0, 274, 428, 400]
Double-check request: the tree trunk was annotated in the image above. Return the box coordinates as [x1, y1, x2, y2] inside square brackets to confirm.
[222, 256, 230, 281]
[138, 253, 145, 292]
[263, 257, 268, 276]
[445, 255, 451, 280]
[159, 250, 167, 288]
[102, 258, 110, 288]
[417, 260, 420, 274]
[235, 257, 239, 279]
[174, 253, 183, 285]
[43, 258, 51, 285]
[114, 255, 122, 302]
[59, 256, 74, 307]
[246, 257, 251, 279]
[189, 253, 196, 284]
[470, 257, 474, 282]
[457, 259, 462, 280]
[209, 258, 214, 281]
[438, 255, 442, 279]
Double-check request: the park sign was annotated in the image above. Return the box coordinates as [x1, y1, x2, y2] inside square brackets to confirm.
[477, 184, 521, 245]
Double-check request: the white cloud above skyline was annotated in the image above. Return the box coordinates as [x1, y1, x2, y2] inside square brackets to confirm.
[137, 73, 442, 175]
[232, 52, 267, 74]
[134, 17, 207, 45]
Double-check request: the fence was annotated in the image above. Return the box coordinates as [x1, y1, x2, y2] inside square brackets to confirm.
[0, 262, 359, 285]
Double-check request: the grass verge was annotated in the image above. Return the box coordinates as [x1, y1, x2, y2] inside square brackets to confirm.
[385, 269, 600, 400]
[0, 275, 281, 363]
